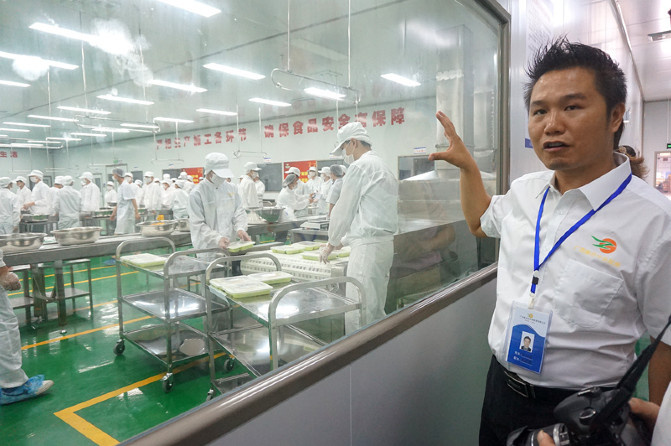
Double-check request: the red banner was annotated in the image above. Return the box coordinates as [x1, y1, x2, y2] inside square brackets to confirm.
[283, 161, 316, 183]
[183, 167, 204, 184]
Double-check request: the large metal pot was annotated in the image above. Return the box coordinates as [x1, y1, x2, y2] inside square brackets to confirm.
[93, 208, 114, 218]
[255, 207, 283, 223]
[137, 220, 177, 237]
[176, 218, 190, 232]
[0, 233, 47, 253]
[52, 227, 102, 246]
[21, 214, 49, 223]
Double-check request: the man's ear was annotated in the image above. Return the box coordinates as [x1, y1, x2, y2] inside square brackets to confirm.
[609, 103, 625, 132]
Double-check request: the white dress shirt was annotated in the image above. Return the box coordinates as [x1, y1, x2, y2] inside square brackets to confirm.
[30, 181, 51, 215]
[239, 175, 260, 209]
[481, 154, 671, 389]
[80, 182, 101, 212]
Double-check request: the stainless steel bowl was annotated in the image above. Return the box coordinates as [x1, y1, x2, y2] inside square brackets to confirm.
[138, 220, 177, 237]
[176, 218, 190, 232]
[21, 214, 49, 223]
[255, 207, 283, 223]
[52, 227, 102, 246]
[0, 233, 47, 253]
[93, 208, 114, 218]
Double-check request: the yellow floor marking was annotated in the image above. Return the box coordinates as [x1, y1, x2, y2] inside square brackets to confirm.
[21, 316, 151, 350]
[54, 352, 226, 446]
[8, 271, 138, 297]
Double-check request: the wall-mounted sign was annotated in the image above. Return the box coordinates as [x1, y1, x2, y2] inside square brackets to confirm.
[667, 143, 671, 150]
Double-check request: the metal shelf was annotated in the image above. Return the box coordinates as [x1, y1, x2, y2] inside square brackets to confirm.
[122, 289, 226, 321]
[124, 324, 209, 365]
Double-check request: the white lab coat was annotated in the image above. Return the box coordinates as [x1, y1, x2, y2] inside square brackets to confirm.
[182, 181, 194, 193]
[172, 188, 189, 219]
[49, 187, 60, 214]
[134, 185, 144, 208]
[80, 182, 101, 212]
[276, 186, 310, 221]
[54, 185, 81, 229]
[327, 151, 399, 333]
[294, 180, 308, 196]
[114, 182, 137, 234]
[255, 179, 265, 201]
[187, 180, 247, 257]
[161, 187, 175, 210]
[0, 189, 20, 234]
[327, 178, 344, 205]
[306, 176, 323, 195]
[317, 179, 332, 215]
[239, 175, 260, 209]
[104, 188, 118, 207]
[0, 251, 29, 388]
[15, 186, 32, 209]
[143, 182, 162, 212]
[30, 181, 51, 215]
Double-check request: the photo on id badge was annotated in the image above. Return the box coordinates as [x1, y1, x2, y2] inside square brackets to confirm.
[506, 303, 551, 374]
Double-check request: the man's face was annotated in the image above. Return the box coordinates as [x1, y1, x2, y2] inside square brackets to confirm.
[528, 67, 624, 187]
[523, 338, 531, 348]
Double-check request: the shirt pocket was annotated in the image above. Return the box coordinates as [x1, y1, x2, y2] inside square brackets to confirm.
[554, 258, 623, 329]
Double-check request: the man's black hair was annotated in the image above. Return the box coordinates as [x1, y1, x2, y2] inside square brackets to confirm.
[524, 37, 627, 149]
[523, 336, 531, 341]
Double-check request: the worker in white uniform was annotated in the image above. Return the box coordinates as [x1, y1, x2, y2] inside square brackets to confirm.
[178, 172, 194, 193]
[187, 153, 250, 259]
[0, 251, 53, 405]
[22, 170, 51, 215]
[49, 176, 64, 212]
[321, 122, 399, 333]
[316, 167, 332, 215]
[14, 177, 32, 210]
[254, 175, 265, 203]
[305, 166, 323, 195]
[172, 180, 189, 219]
[110, 167, 139, 234]
[142, 171, 161, 219]
[0, 178, 20, 235]
[327, 164, 346, 217]
[276, 173, 312, 221]
[79, 172, 101, 213]
[133, 179, 144, 208]
[285, 166, 308, 196]
[239, 162, 262, 209]
[124, 172, 134, 185]
[54, 176, 81, 229]
[104, 181, 118, 207]
[160, 180, 175, 211]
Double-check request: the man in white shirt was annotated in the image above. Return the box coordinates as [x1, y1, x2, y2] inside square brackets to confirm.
[239, 162, 262, 209]
[79, 172, 101, 212]
[54, 176, 81, 229]
[285, 166, 307, 196]
[430, 38, 671, 445]
[13, 177, 32, 210]
[142, 171, 162, 218]
[104, 181, 118, 207]
[49, 176, 64, 213]
[0, 178, 20, 234]
[110, 168, 139, 234]
[305, 166, 323, 195]
[22, 170, 51, 216]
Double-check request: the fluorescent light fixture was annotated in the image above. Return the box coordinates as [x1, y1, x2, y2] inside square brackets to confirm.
[97, 94, 154, 105]
[153, 117, 194, 124]
[648, 30, 671, 42]
[0, 128, 30, 133]
[3, 121, 50, 128]
[120, 123, 160, 130]
[203, 63, 265, 80]
[249, 97, 292, 107]
[28, 140, 59, 144]
[11, 143, 44, 148]
[0, 79, 30, 87]
[155, 0, 221, 17]
[0, 135, 7, 138]
[91, 127, 130, 133]
[0, 50, 78, 70]
[149, 79, 207, 93]
[304, 87, 345, 100]
[57, 106, 111, 115]
[71, 132, 107, 137]
[28, 114, 78, 123]
[380, 73, 421, 87]
[46, 136, 82, 141]
[196, 108, 238, 116]
[29, 22, 96, 44]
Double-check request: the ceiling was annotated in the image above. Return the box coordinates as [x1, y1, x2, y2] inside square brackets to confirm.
[617, 0, 671, 102]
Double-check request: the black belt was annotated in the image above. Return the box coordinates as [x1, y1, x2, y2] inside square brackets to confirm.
[499, 364, 578, 401]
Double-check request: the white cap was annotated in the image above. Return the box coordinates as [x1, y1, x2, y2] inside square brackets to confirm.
[163, 173, 171, 180]
[308, 166, 318, 172]
[63, 175, 74, 186]
[124, 172, 133, 179]
[176, 180, 185, 189]
[244, 162, 261, 172]
[319, 166, 331, 175]
[79, 171, 93, 181]
[54, 176, 64, 185]
[330, 164, 346, 177]
[205, 152, 234, 178]
[144, 171, 154, 178]
[0, 177, 11, 188]
[178, 171, 188, 179]
[106, 181, 115, 187]
[331, 122, 372, 155]
[15, 176, 26, 183]
[161, 179, 170, 185]
[29, 169, 44, 179]
[134, 179, 143, 186]
[285, 166, 300, 176]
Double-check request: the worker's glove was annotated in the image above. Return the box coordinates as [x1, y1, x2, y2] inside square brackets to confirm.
[218, 237, 230, 250]
[0, 271, 21, 291]
[237, 230, 252, 242]
[319, 244, 335, 264]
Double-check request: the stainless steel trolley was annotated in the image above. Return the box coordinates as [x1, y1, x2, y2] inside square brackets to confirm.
[204, 253, 364, 399]
[113, 237, 226, 392]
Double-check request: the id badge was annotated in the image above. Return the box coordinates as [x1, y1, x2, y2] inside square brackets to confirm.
[505, 302, 552, 374]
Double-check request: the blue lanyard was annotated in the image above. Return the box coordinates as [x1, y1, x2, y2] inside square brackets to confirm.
[530, 173, 632, 300]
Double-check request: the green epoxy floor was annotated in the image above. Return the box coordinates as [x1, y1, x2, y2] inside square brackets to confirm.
[0, 256, 241, 446]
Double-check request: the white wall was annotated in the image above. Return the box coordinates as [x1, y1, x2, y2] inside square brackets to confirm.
[0, 149, 54, 181]
[643, 100, 671, 186]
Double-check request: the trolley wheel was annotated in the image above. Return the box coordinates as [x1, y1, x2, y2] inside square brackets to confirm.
[206, 389, 214, 401]
[224, 358, 235, 372]
[113, 340, 125, 355]
[162, 374, 174, 393]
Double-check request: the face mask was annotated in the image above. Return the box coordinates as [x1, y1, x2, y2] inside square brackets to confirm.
[252, 171, 259, 179]
[344, 153, 354, 165]
[125, 178, 132, 183]
[210, 173, 225, 187]
[30, 176, 38, 183]
[309, 172, 316, 178]
[144, 177, 151, 184]
[81, 180, 87, 186]
[107, 186, 113, 191]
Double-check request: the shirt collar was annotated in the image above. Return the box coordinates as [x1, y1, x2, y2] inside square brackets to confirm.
[534, 152, 631, 209]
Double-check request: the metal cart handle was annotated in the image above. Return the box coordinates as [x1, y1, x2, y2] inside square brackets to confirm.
[115, 236, 176, 259]
[162, 247, 224, 276]
[205, 252, 282, 282]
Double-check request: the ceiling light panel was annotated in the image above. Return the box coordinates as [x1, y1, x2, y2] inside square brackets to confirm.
[381, 73, 421, 87]
[97, 94, 154, 105]
[57, 106, 111, 115]
[203, 63, 266, 80]
[28, 114, 78, 122]
[304, 87, 345, 100]
[153, 117, 194, 124]
[149, 79, 207, 93]
[3, 122, 50, 128]
[71, 132, 107, 137]
[0, 128, 31, 133]
[249, 98, 292, 107]
[0, 50, 78, 70]
[155, 0, 221, 18]
[0, 80, 30, 87]
[196, 108, 238, 116]
[120, 123, 160, 130]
